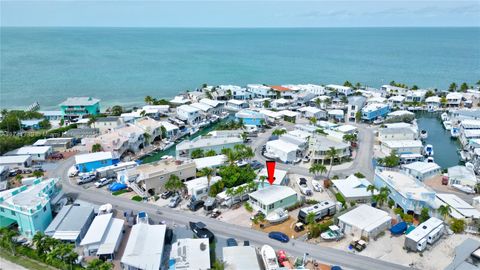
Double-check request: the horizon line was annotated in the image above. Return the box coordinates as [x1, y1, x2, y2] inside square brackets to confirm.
[1, 25, 479, 29]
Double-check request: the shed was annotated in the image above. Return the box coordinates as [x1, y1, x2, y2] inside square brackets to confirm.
[337, 204, 392, 239]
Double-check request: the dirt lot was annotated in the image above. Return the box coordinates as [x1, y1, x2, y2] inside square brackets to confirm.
[289, 174, 334, 202]
[217, 205, 252, 227]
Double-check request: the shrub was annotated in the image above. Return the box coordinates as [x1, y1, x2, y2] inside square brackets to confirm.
[131, 195, 143, 202]
[388, 199, 395, 209]
[350, 201, 356, 207]
[402, 214, 414, 223]
[450, 218, 465, 233]
[335, 193, 346, 205]
[354, 172, 365, 178]
[244, 202, 253, 212]
[112, 189, 128, 196]
[394, 207, 403, 216]
[305, 199, 319, 205]
[285, 201, 305, 211]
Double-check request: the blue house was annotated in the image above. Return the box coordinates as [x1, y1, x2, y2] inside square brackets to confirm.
[74, 151, 119, 172]
[374, 168, 439, 216]
[0, 178, 61, 238]
[361, 103, 390, 121]
[235, 109, 266, 126]
[59, 97, 101, 120]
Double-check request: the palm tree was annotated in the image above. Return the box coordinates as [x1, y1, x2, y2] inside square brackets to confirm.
[140, 110, 146, 117]
[241, 146, 254, 161]
[373, 187, 390, 208]
[309, 163, 327, 179]
[144, 96, 153, 105]
[143, 132, 152, 146]
[91, 143, 102, 153]
[366, 185, 377, 195]
[306, 212, 317, 235]
[205, 149, 217, 157]
[259, 175, 266, 188]
[164, 174, 186, 194]
[221, 148, 237, 165]
[199, 167, 215, 188]
[240, 132, 248, 142]
[1, 228, 17, 255]
[272, 129, 287, 136]
[325, 147, 339, 179]
[32, 170, 44, 178]
[438, 204, 452, 220]
[32, 231, 46, 256]
[263, 99, 271, 108]
[448, 82, 458, 92]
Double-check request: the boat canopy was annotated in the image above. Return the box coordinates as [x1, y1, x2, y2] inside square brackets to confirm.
[390, 221, 407, 235]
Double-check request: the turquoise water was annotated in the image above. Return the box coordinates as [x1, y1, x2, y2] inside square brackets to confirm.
[1, 27, 479, 110]
[416, 112, 461, 168]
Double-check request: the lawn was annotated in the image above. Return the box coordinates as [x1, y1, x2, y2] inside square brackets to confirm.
[0, 248, 57, 270]
[112, 189, 129, 196]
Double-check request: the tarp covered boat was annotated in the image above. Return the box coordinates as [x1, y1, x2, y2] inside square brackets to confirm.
[390, 221, 407, 235]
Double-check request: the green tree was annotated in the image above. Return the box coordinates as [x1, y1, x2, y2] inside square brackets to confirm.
[411, 85, 419, 90]
[272, 129, 287, 136]
[438, 204, 452, 220]
[383, 151, 400, 167]
[111, 105, 123, 116]
[161, 126, 167, 139]
[39, 119, 51, 130]
[309, 163, 327, 178]
[373, 186, 390, 208]
[240, 132, 248, 143]
[326, 147, 339, 179]
[460, 82, 469, 92]
[425, 90, 435, 98]
[87, 258, 114, 270]
[343, 133, 357, 144]
[450, 218, 465, 233]
[440, 96, 447, 107]
[263, 99, 271, 108]
[144, 96, 154, 105]
[355, 111, 362, 122]
[448, 82, 458, 92]
[306, 212, 317, 233]
[191, 149, 205, 159]
[59, 118, 65, 126]
[355, 82, 362, 89]
[366, 185, 377, 195]
[309, 117, 317, 125]
[199, 167, 215, 188]
[164, 174, 186, 193]
[32, 170, 44, 178]
[259, 175, 267, 188]
[0, 228, 17, 255]
[314, 97, 322, 108]
[212, 259, 226, 270]
[0, 113, 21, 133]
[92, 143, 102, 153]
[419, 207, 430, 223]
[343, 81, 353, 88]
[205, 149, 217, 157]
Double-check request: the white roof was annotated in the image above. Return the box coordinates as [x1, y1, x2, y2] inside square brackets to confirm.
[227, 99, 247, 105]
[223, 246, 261, 270]
[279, 110, 299, 117]
[299, 106, 322, 114]
[177, 104, 200, 113]
[447, 92, 463, 99]
[403, 161, 441, 174]
[273, 98, 291, 105]
[266, 139, 298, 153]
[200, 98, 223, 108]
[326, 84, 351, 91]
[362, 103, 389, 113]
[388, 95, 406, 102]
[448, 166, 477, 183]
[6, 146, 51, 155]
[382, 140, 423, 148]
[332, 175, 376, 199]
[388, 110, 414, 117]
[159, 121, 178, 132]
[335, 124, 357, 133]
[176, 136, 242, 151]
[259, 109, 283, 119]
[75, 151, 114, 165]
[80, 213, 114, 246]
[257, 168, 288, 185]
[328, 109, 344, 116]
[170, 238, 210, 269]
[0, 155, 31, 164]
[249, 185, 297, 205]
[436, 193, 480, 219]
[193, 155, 227, 169]
[60, 97, 100, 106]
[287, 129, 311, 140]
[406, 217, 443, 242]
[96, 218, 124, 255]
[186, 176, 222, 192]
[190, 102, 212, 112]
[122, 223, 166, 270]
[338, 204, 391, 232]
[170, 95, 190, 104]
[367, 97, 387, 103]
[426, 96, 441, 103]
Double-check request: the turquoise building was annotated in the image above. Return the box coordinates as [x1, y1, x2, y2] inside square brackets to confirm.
[0, 178, 61, 238]
[59, 97, 101, 120]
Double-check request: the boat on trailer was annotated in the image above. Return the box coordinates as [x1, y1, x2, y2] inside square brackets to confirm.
[321, 225, 344, 241]
[261, 245, 279, 270]
[266, 208, 289, 224]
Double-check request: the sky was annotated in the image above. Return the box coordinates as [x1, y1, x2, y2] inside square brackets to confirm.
[1, 0, 480, 27]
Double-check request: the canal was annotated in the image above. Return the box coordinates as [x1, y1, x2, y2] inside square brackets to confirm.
[140, 115, 234, 163]
[416, 112, 461, 168]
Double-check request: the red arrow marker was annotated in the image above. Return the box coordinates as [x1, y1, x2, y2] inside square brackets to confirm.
[266, 160, 276, 185]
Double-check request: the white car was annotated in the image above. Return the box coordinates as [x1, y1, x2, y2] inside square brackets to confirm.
[312, 180, 323, 192]
[94, 178, 111, 188]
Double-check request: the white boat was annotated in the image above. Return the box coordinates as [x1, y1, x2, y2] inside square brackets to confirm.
[424, 144, 434, 156]
[320, 225, 344, 241]
[450, 127, 460, 138]
[189, 127, 199, 136]
[261, 245, 279, 270]
[312, 180, 323, 192]
[420, 130, 428, 140]
[136, 211, 149, 224]
[443, 120, 452, 130]
[220, 111, 230, 120]
[441, 112, 449, 121]
[161, 141, 175, 150]
[266, 208, 289, 224]
[99, 203, 113, 214]
[297, 178, 312, 196]
[452, 184, 475, 194]
[425, 156, 435, 163]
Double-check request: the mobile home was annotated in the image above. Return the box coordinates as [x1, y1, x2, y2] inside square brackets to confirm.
[297, 200, 337, 223]
[404, 217, 444, 252]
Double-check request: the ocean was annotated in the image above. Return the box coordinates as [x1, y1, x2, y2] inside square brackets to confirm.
[1, 27, 479, 110]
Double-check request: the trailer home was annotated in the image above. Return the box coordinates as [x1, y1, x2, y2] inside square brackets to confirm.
[297, 200, 337, 223]
[405, 217, 444, 252]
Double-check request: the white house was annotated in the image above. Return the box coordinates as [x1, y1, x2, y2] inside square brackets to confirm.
[176, 105, 202, 125]
[93, 116, 123, 134]
[199, 98, 225, 114]
[121, 223, 166, 270]
[378, 126, 418, 141]
[381, 85, 409, 95]
[380, 140, 423, 155]
[226, 99, 249, 111]
[271, 98, 292, 110]
[448, 165, 478, 188]
[298, 106, 326, 119]
[426, 96, 442, 111]
[159, 121, 180, 139]
[265, 140, 298, 163]
[405, 90, 427, 103]
[446, 92, 463, 107]
[332, 175, 377, 203]
[169, 238, 210, 270]
[80, 213, 124, 259]
[248, 185, 298, 215]
[5, 146, 53, 161]
[403, 162, 441, 181]
[186, 176, 221, 200]
[436, 193, 480, 221]
[223, 246, 261, 270]
[0, 155, 32, 168]
[326, 84, 353, 96]
[388, 96, 406, 109]
[337, 204, 392, 240]
[246, 84, 275, 98]
[256, 167, 289, 186]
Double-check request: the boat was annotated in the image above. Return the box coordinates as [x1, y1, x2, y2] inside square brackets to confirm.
[220, 111, 230, 120]
[320, 225, 344, 241]
[161, 141, 175, 150]
[136, 211, 149, 224]
[420, 130, 428, 140]
[99, 203, 113, 215]
[424, 144, 434, 156]
[452, 184, 475, 194]
[450, 127, 460, 138]
[261, 245, 279, 270]
[390, 221, 407, 235]
[189, 127, 199, 136]
[441, 112, 449, 121]
[266, 208, 289, 224]
[443, 120, 452, 130]
[425, 156, 435, 163]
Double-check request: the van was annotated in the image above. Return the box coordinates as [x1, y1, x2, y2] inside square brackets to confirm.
[189, 200, 204, 211]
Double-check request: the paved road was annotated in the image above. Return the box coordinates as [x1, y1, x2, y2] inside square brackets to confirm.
[50, 156, 410, 270]
[253, 123, 376, 180]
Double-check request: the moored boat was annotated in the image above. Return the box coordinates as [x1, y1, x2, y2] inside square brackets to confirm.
[266, 208, 289, 224]
[425, 156, 435, 163]
[424, 144, 434, 156]
[189, 127, 199, 136]
[441, 112, 449, 121]
[261, 245, 279, 270]
[420, 130, 428, 140]
[450, 127, 460, 138]
[443, 120, 452, 130]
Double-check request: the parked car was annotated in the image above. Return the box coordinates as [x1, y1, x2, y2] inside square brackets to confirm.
[226, 238, 238, 247]
[312, 180, 323, 192]
[210, 209, 221, 218]
[189, 221, 215, 243]
[77, 174, 96, 185]
[94, 178, 112, 188]
[294, 222, 305, 232]
[298, 177, 313, 196]
[249, 160, 264, 170]
[168, 195, 181, 208]
[8, 170, 18, 177]
[188, 200, 204, 211]
[161, 191, 173, 199]
[268, 231, 289, 243]
[22, 169, 33, 174]
[50, 152, 64, 160]
[350, 239, 367, 252]
[302, 156, 310, 163]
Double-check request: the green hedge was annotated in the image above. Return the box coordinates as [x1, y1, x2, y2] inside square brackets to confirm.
[335, 193, 346, 204]
[131, 195, 143, 202]
[112, 189, 128, 196]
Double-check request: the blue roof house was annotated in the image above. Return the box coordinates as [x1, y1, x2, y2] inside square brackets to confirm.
[21, 119, 43, 130]
[235, 109, 266, 126]
[0, 178, 61, 238]
[59, 97, 101, 119]
[74, 152, 119, 173]
[361, 103, 390, 121]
